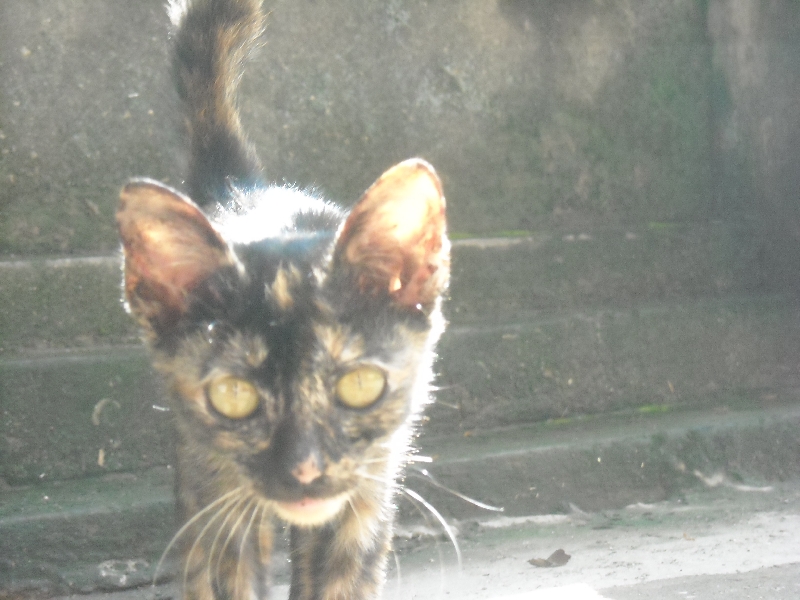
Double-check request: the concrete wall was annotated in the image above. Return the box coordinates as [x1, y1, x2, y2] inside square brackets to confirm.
[2, 0, 715, 254]
[708, 0, 800, 292]
[4, 0, 800, 480]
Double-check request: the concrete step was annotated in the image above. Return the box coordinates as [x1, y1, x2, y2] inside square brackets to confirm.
[3, 295, 799, 485]
[1, 226, 791, 596]
[0, 347, 168, 484]
[0, 224, 764, 354]
[2, 402, 799, 596]
[430, 293, 800, 435]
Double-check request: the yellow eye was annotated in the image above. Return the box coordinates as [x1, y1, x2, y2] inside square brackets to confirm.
[207, 376, 259, 419]
[335, 366, 387, 409]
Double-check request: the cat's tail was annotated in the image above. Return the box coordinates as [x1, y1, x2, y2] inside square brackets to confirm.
[169, 0, 265, 207]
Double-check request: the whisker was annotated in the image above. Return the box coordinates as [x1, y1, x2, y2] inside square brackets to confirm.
[183, 492, 245, 594]
[406, 455, 433, 464]
[401, 488, 448, 593]
[233, 502, 261, 600]
[392, 548, 402, 589]
[403, 488, 462, 569]
[409, 468, 504, 512]
[208, 495, 253, 591]
[428, 384, 461, 392]
[359, 457, 391, 465]
[214, 496, 258, 591]
[153, 486, 245, 586]
[346, 496, 364, 531]
[357, 471, 393, 486]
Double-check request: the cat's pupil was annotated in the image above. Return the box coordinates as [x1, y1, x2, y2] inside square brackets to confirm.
[208, 375, 259, 419]
[336, 366, 387, 409]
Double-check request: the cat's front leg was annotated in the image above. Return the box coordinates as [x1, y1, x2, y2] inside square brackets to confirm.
[288, 496, 393, 600]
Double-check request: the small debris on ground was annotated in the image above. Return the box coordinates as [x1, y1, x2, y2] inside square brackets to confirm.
[528, 549, 571, 568]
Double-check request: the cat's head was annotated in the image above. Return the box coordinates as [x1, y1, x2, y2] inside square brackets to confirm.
[117, 159, 448, 526]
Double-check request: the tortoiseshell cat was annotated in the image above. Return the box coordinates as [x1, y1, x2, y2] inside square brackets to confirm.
[116, 1, 449, 599]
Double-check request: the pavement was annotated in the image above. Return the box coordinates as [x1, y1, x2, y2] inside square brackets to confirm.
[386, 481, 800, 600]
[30, 471, 800, 600]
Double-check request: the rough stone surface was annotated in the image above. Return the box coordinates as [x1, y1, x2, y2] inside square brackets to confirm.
[4, 295, 800, 484]
[0, 349, 170, 484]
[431, 295, 800, 434]
[708, 0, 800, 292]
[1, 0, 713, 255]
[0, 0, 181, 256]
[0, 225, 767, 355]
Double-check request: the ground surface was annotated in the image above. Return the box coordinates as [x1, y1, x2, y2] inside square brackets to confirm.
[40, 481, 800, 600]
[386, 482, 800, 600]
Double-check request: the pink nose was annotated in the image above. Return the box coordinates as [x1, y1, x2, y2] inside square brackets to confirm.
[291, 456, 322, 484]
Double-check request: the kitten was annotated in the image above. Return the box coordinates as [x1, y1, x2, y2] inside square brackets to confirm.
[116, 1, 449, 600]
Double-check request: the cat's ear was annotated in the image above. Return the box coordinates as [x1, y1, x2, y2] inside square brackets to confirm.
[117, 179, 236, 326]
[333, 159, 449, 310]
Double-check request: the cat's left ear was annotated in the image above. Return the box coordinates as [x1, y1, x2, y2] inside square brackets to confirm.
[117, 179, 237, 328]
[333, 158, 449, 311]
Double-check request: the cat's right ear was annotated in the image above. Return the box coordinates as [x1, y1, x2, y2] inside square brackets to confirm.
[117, 179, 236, 328]
[331, 159, 449, 313]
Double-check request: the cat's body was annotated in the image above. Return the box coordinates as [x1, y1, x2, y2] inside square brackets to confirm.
[116, 1, 449, 600]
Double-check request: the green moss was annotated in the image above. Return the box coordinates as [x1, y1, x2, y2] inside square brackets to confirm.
[533, 3, 712, 223]
[637, 404, 673, 414]
[449, 230, 534, 240]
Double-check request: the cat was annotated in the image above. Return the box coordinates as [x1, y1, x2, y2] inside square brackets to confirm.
[115, 1, 449, 600]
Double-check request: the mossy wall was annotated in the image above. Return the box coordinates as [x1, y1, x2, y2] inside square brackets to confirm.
[1, 0, 715, 255]
[708, 0, 800, 292]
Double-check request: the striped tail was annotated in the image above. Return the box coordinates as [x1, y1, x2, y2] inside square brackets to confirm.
[169, 0, 265, 207]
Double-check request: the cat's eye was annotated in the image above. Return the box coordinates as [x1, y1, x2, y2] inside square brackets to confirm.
[207, 376, 260, 419]
[335, 366, 387, 409]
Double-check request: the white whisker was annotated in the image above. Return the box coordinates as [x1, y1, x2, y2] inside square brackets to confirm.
[209, 495, 254, 591]
[359, 457, 391, 465]
[401, 487, 448, 592]
[153, 486, 245, 586]
[357, 470, 393, 486]
[216, 496, 256, 574]
[403, 488, 462, 569]
[183, 492, 245, 594]
[406, 455, 433, 463]
[409, 468, 504, 512]
[428, 384, 460, 392]
[392, 548, 402, 589]
[347, 496, 364, 531]
[233, 502, 261, 600]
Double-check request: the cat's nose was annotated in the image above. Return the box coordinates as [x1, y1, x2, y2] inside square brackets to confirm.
[291, 456, 322, 484]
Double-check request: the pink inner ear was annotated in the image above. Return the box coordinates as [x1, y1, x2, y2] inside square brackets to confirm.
[335, 159, 449, 308]
[117, 180, 233, 321]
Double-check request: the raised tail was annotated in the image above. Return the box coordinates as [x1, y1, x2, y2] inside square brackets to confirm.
[169, 0, 265, 207]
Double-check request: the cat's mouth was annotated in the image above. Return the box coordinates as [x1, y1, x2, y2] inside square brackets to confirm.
[273, 492, 350, 527]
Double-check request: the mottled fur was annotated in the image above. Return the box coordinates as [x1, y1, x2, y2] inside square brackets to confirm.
[117, 1, 449, 600]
